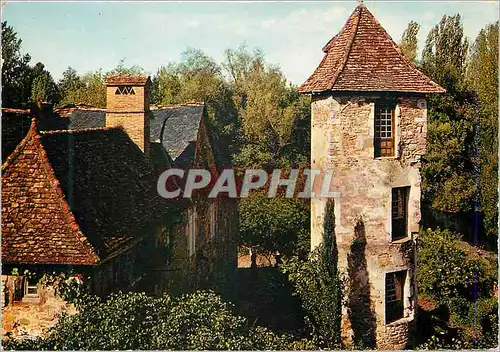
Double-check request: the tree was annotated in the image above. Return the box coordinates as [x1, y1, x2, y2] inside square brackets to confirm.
[107, 58, 145, 76]
[30, 64, 59, 104]
[224, 46, 310, 167]
[58, 66, 84, 106]
[466, 22, 499, 245]
[239, 191, 310, 259]
[420, 14, 477, 241]
[399, 21, 420, 63]
[152, 49, 239, 164]
[281, 199, 342, 349]
[2, 21, 32, 108]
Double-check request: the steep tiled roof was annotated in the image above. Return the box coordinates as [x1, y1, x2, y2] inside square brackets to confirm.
[2, 119, 99, 265]
[2, 121, 167, 265]
[298, 3, 445, 94]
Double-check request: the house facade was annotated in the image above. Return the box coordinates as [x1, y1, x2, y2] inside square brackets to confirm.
[1, 75, 238, 337]
[299, 3, 444, 349]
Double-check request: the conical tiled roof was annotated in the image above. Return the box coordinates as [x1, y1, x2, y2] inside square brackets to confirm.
[298, 3, 445, 94]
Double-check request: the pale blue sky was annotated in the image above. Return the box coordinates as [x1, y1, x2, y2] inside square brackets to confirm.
[2, 1, 499, 85]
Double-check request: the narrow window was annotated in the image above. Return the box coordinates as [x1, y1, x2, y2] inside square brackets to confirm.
[210, 202, 218, 240]
[385, 270, 407, 324]
[187, 206, 197, 256]
[391, 187, 409, 241]
[374, 102, 395, 157]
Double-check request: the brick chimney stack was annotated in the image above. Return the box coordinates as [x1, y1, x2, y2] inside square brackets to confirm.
[105, 75, 151, 156]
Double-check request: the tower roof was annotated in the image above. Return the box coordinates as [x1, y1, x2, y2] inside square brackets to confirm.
[298, 3, 445, 94]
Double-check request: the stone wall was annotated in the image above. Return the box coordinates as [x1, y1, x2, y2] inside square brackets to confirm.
[310, 93, 425, 349]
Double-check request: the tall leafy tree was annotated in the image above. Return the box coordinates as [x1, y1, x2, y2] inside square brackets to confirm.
[30, 63, 59, 104]
[58, 66, 84, 106]
[1, 21, 32, 108]
[420, 14, 477, 240]
[399, 21, 420, 63]
[152, 48, 238, 164]
[466, 22, 499, 245]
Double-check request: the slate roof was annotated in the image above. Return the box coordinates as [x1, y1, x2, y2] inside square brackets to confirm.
[2, 120, 167, 266]
[1, 108, 32, 164]
[150, 104, 204, 163]
[298, 3, 445, 94]
[49, 103, 205, 164]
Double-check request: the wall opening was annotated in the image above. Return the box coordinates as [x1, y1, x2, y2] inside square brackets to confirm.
[385, 270, 407, 324]
[391, 186, 410, 241]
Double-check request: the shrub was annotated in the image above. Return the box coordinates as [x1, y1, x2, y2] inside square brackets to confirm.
[3, 290, 312, 350]
[417, 227, 496, 303]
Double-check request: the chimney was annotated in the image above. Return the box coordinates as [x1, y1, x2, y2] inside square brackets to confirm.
[105, 75, 151, 156]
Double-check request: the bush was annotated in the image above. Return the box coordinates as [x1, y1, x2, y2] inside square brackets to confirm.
[417, 228, 498, 348]
[417, 228, 496, 303]
[3, 290, 312, 350]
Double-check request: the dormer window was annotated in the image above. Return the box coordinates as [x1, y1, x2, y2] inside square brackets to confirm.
[374, 102, 395, 157]
[115, 86, 136, 95]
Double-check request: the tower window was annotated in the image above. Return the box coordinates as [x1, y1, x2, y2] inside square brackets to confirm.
[391, 187, 409, 241]
[115, 86, 136, 95]
[374, 102, 395, 157]
[385, 270, 406, 324]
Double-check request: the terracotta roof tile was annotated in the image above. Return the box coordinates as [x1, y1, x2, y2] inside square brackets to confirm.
[2, 119, 99, 265]
[298, 4, 445, 94]
[2, 119, 168, 266]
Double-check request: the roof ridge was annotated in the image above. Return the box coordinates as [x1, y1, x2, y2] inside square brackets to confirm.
[2, 117, 38, 171]
[328, 4, 362, 90]
[1, 107, 30, 114]
[152, 101, 205, 110]
[40, 126, 121, 135]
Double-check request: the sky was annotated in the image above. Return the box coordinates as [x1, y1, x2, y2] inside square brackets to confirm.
[2, 1, 499, 85]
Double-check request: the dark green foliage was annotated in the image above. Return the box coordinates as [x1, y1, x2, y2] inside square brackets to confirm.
[1, 21, 32, 108]
[467, 21, 499, 244]
[239, 192, 310, 257]
[417, 228, 496, 303]
[281, 199, 342, 349]
[421, 16, 498, 247]
[2, 290, 314, 350]
[2, 22, 59, 108]
[417, 228, 498, 348]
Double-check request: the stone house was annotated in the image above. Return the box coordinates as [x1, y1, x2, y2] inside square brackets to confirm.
[298, 3, 444, 350]
[1, 75, 238, 335]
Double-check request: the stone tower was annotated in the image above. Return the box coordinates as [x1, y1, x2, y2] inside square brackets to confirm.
[298, 3, 444, 349]
[105, 75, 151, 155]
